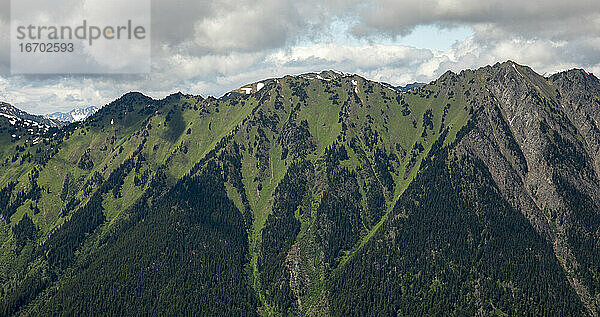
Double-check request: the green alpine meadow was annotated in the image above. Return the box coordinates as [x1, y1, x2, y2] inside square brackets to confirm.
[0, 61, 599, 316]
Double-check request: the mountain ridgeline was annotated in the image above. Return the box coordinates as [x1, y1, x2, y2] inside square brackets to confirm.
[0, 62, 599, 316]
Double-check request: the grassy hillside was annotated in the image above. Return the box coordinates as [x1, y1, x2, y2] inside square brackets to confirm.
[0, 63, 596, 315]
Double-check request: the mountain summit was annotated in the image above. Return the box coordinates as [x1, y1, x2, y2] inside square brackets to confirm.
[0, 61, 598, 316]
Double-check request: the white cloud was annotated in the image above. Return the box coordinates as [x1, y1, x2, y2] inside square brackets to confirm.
[351, 0, 600, 40]
[192, 1, 293, 52]
[0, 0, 599, 113]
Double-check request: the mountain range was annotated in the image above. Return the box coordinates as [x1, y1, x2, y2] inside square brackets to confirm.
[45, 106, 99, 123]
[0, 61, 598, 316]
[0, 102, 64, 128]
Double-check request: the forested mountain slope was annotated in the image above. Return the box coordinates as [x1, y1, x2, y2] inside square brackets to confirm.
[0, 61, 598, 316]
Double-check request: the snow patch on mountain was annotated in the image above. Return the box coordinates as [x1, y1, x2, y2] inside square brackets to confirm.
[0, 102, 63, 128]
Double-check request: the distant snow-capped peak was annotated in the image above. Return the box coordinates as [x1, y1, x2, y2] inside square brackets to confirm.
[46, 106, 98, 123]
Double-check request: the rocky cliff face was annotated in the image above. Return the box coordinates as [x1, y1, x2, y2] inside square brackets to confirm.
[323, 62, 600, 316]
[453, 62, 600, 314]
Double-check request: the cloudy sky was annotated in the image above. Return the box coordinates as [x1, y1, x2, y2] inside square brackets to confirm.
[1, 0, 599, 114]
